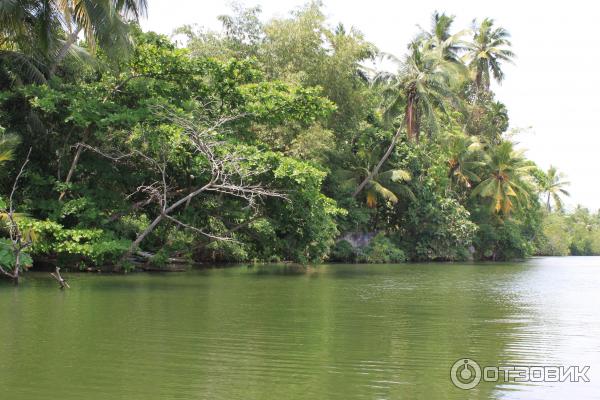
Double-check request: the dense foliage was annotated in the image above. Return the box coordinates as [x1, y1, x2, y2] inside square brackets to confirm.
[0, 2, 594, 276]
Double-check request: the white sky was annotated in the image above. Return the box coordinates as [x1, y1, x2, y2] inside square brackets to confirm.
[142, 0, 600, 211]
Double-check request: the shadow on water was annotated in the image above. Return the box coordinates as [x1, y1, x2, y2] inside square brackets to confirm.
[249, 263, 316, 277]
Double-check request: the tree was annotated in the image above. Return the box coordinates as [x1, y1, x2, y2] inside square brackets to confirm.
[0, 146, 33, 283]
[345, 167, 412, 208]
[352, 39, 462, 197]
[471, 141, 534, 216]
[376, 41, 462, 142]
[540, 165, 570, 212]
[83, 111, 286, 263]
[0, 0, 148, 78]
[537, 212, 571, 256]
[464, 18, 515, 92]
[417, 11, 467, 64]
[444, 133, 483, 191]
[0, 0, 56, 84]
[50, 0, 148, 75]
[175, 4, 264, 61]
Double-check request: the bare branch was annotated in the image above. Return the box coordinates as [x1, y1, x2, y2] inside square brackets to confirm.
[9, 148, 32, 215]
[50, 267, 70, 289]
[82, 108, 287, 265]
[163, 215, 235, 242]
[1, 148, 33, 283]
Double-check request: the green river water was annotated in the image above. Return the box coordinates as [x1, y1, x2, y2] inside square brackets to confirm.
[1, 257, 599, 399]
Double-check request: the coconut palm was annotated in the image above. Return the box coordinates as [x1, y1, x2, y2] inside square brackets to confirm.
[417, 11, 467, 64]
[0, 0, 147, 79]
[363, 168, 414, 208]
[353, 40, 462, 198]
[375, 41, 463, 142]
[464, 18, 514, 92]
[49, 0, 148, 75]
[471, 141, 534, 215]
[445, 134, 484, 190]
[0, 0, 56, 83]
[540, 166, 570, 212]
[343, 166, 414, 208]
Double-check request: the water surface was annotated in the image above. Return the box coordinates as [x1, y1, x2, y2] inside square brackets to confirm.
[1, 257, 599, 399]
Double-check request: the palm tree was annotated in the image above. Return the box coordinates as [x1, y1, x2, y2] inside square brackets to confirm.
[464, 18, 514, 92]
[376, 41, 462, 142]
[51, 0, 148, 75]
[344, 165, 413, 208]
[445, 134, 484, 190]
[363, 168, 414, 208]
[0, 0, 147, 78]
[417, 11, 467, 64]
[471, 141, 534, 215]
[0, 0, 56, 83]
[353, 38, 462, 198]
[540, 166, 570, 212]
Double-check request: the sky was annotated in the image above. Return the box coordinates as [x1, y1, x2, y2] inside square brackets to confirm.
[142, 1, 600, 211]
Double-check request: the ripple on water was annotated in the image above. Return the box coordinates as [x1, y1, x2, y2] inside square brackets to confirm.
[1, 259, 599, 399]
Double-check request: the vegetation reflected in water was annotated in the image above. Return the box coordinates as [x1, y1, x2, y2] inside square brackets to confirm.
[1, 257, 599, 399]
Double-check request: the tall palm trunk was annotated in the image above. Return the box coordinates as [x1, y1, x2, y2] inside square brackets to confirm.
[406, 94, 418, 142]
[475, 68, 482, 91]
[48, 27, 82, 77]
[352, 125, 403, 198]
[353, 91, 419, 198]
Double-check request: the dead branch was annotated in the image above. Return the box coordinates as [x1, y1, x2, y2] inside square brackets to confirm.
[163, 214, 234, 242]
[50, 267, 70, 289]
[72, 107, 288, 267]
[107, 198, 154, 222]
[0, 148, 33, 284]
[81, 110, 287, 265]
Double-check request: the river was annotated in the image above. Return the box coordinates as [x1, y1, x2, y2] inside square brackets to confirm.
[1, 257, 599, 399]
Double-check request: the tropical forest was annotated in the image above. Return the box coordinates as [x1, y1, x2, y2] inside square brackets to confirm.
[0, 1, 597, 281]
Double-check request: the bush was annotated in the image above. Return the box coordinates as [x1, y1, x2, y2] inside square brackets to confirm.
[537, 213, 571, 256]
[473, 219, 533, 260]
[0, 238, 33, 273]
[402, 194, 477, 261]
[20, 218, 131, 268]
[197, 240, 249, 263]
[360, 233, 406, 263]
[329, 240, 356, 262]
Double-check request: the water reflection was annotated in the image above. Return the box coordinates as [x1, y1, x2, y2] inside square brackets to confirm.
[0, 258, 599, 399]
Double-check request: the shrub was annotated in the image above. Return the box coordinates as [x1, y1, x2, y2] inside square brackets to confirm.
[361, 233, 406, 263]
[329, 240, 356, 262]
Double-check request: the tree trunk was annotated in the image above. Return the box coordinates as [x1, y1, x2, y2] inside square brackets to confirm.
[59, 141, 84, 201]
[352, 125, 403, 198]
[121, 214, 165, 264]
[475, 69, 483, 93]
[120, 182, 214, 263]
[12, 252, 20, 285]
[48, 28, 81, 77]
[406, 96, 418, 142]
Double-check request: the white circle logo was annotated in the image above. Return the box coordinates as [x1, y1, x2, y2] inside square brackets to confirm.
[451, 358, 482, 389]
